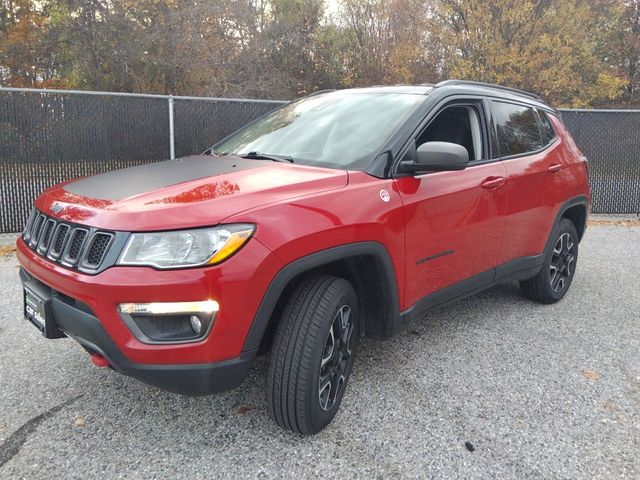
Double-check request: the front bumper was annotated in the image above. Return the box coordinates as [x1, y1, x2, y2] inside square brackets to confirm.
[16, 234, 283, 395]
[20, 268, 253, 395]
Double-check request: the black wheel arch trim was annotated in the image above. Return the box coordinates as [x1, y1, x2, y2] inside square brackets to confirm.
[242, 241, 401, 352]
[546, 195, 589, 252]
[243, 196, 588, 350]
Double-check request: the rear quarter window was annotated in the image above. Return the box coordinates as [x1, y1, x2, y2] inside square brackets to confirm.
[492, 101, 543, 157]
[538, 110, 557, 145]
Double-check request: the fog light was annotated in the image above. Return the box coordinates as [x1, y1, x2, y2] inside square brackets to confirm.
[190, 315, 202, 334]
[117, 300, 218, 343]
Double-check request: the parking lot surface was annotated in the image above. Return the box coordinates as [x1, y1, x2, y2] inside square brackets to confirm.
[0, 222, 639, 479]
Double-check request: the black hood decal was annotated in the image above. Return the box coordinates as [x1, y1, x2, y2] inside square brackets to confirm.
[64, 156, 264, 201]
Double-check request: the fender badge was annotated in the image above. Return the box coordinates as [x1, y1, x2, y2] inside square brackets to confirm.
[50, 202, 64, 215]
[379, 189, 390, 203]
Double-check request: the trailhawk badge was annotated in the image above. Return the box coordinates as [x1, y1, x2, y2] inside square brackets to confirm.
[379, 189, 390, 203]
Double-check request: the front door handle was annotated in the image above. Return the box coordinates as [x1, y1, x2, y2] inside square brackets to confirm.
[548, 163, 563, 173]
[481, 176, 506, 190]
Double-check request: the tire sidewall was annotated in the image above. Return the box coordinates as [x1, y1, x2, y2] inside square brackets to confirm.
[543, 219, 579, 301]
[304, 283, 359, 433]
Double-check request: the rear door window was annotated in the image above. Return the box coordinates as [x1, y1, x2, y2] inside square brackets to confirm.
[491, 101, 543, 157]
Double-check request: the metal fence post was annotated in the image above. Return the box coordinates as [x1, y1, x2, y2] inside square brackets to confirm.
[0, 87, 286, 232]
[168, 95, 175, 160]
[2, 85, 639, 232]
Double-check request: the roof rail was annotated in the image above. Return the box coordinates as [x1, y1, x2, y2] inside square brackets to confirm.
[435, 80, 543, 102]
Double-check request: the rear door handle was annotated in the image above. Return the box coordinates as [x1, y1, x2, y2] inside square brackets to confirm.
[548, 163, 563, 173]
[481, 176, 506, 190]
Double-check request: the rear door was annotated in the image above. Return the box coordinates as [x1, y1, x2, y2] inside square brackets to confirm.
[394, 98, 508, 309]
[490, 101, 563, 266]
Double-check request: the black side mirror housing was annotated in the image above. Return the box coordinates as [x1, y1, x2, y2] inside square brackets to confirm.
[404, 141, 469, 173]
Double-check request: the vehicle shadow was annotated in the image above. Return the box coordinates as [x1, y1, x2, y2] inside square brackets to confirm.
[75, 280, 529, 438]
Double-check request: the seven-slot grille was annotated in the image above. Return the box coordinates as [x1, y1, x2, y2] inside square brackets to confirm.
[22, 210, 115, 271]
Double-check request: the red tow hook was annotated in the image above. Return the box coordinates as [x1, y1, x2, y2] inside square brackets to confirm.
[91, 353, 110, 368]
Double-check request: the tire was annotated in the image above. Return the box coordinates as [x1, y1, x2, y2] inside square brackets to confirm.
[267, 275, 359, 435]
[520, 218, 579, 304]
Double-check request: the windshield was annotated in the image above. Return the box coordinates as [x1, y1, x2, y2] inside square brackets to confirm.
[212, 91, 425, 169]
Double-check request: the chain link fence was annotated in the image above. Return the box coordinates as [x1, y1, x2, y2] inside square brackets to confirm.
[1, 88, 638, 232]
[561, 110, 640, 215]
[0, 88, 284, 232]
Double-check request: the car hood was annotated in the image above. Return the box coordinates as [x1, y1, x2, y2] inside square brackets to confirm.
[35, 155, 349, 231]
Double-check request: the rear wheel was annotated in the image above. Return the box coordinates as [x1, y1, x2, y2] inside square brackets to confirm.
[520, 218, 579, 304]
[267, 275, 358, 435]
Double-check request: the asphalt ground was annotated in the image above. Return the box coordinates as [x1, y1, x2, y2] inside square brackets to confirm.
[0, 220, 638, 479]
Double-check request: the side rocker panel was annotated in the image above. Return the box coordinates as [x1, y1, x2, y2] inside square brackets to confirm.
[242, 196, 589, 351]
[399, 195, 589, 329]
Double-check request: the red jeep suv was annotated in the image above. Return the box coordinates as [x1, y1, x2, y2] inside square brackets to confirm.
[17, 81, 590, 434]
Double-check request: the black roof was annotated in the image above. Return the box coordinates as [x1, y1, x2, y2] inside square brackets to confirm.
[329, 85, 433, 95]
[434, 80, 542, 102]
[334, 80, 552, 110]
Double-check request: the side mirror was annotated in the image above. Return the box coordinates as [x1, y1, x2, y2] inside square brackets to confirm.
[410, 141, 469, 172]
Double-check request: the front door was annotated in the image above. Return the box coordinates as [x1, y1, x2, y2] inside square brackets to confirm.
[395, 100, 508, 309]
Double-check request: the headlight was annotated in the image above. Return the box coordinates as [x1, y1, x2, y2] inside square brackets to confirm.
[117, 224, 255, 269]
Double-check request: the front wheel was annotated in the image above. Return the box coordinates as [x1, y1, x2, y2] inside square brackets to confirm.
[267, 275, 359, 435]
[520, 218, 579, 304]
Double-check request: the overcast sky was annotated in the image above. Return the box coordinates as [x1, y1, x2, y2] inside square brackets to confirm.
[325, 0, 340, 18]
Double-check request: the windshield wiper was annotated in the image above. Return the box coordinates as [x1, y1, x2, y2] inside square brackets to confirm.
[240, 151, 294, 163]
[203, 148, 227, 156]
